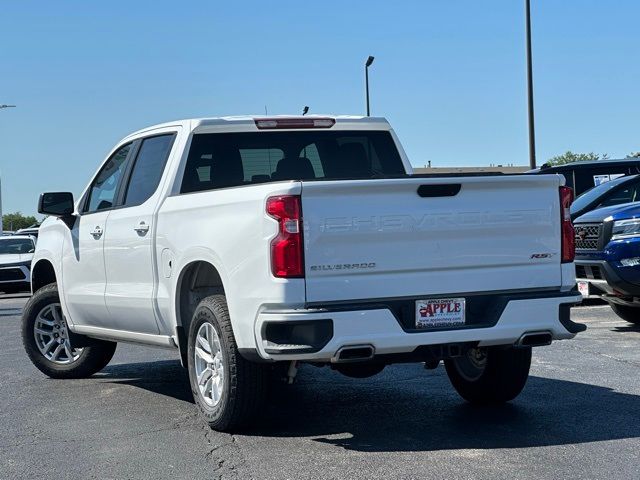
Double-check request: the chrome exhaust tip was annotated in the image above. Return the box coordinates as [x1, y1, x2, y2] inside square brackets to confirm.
[334, 344, 375, 363]
[516, 331, 553, 347]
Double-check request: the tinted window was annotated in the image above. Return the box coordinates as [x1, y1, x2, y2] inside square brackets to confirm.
[85, 144, 131, 213]
[239, 148, 284, 182]
[180, 131, 405, 193]
[598, 184, 640, 208]
[573, 167, 631, 195]
[124, 134, 175, 206]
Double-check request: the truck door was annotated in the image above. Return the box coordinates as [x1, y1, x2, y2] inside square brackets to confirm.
[63, 143, 132, 328]
[103, 133, 176, 334]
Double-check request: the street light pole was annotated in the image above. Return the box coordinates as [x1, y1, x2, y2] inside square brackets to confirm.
[525, 0, 536, 169]
[0, 105, 14, 232]
[365, 56, 374, 116]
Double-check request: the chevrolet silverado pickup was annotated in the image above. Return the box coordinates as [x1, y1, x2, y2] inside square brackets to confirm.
[23, 115, 583, 431]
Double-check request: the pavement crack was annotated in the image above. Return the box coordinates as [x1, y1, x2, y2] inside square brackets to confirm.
[201, 426, 252, 479]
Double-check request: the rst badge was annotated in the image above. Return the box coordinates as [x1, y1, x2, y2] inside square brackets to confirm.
[531, 253, 555, 259]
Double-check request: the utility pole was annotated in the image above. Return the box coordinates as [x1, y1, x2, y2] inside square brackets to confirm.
[525, 0, 537, 168]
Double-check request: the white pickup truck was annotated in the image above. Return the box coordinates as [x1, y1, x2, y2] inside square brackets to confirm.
[23, 115, 584, 431]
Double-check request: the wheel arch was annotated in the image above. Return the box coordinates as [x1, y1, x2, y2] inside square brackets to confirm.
[31, 259, 58, 293]
[175, 260, 227, 367]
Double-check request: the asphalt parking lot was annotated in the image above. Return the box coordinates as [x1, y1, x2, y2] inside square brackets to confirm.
[1, 295, 639, 480]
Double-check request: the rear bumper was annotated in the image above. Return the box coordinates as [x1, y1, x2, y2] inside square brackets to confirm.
[250, 290, 583, 362]
[575, 259, 640, 299]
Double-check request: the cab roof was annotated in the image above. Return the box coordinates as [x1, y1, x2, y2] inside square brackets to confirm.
[124, 115, 392, 139]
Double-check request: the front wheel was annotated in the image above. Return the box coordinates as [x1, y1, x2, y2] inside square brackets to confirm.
[22, 284, 117, 379]
[187, 295, 269, 432]
[444, 346, 531, 404]
[610, 303, 640, 325]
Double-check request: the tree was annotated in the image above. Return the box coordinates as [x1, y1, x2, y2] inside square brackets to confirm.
[627, 152, 640, 158]
[545, 151, 609, 166]
[2, 212, 38, 231]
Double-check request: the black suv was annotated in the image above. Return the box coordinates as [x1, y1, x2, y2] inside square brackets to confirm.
[532, 158, 640, 196]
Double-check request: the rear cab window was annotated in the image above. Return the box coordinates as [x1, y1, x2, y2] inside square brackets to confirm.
[180, 130, 405, 194]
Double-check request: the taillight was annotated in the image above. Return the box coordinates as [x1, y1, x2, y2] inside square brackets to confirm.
[560, 186, 575, 263]
[266, 195, 304, 278]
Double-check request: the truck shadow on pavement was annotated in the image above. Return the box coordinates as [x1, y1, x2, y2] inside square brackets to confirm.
[100, 361, 640, 452]
[612, 324, 640, 333]
[100, 360, 195, 404]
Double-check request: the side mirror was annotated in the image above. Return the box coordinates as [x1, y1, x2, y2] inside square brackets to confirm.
[38, 192, 75, 217]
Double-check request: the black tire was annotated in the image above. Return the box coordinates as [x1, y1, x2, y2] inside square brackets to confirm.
[610, 303, 640, 325]
[444, 346, 531, 404]
[187, 295, 269, 432]
[22, 283, 117, 379]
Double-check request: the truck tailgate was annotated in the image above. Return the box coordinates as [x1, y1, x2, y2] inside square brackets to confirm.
[301, 175, 563, 303]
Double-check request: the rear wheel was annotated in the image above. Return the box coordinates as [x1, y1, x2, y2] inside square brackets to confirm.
[22, 284, 117, 378]
[610, 303, 640, 325]
[187, 295, 269, 432]
[444, 346, 531, 404]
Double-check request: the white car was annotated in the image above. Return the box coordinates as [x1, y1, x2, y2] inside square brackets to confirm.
[23, 115, 583, 431]
[0, 235, 35, 293]
[15, 226, 40, 239]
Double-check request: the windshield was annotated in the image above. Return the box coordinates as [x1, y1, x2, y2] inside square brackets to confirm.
[0, 237, 35, 255]
[571, 175, 634, 213]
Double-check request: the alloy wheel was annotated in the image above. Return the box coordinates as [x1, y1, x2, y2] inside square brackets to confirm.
[33, 303, 83, 364]
[194, 322, 225, 407]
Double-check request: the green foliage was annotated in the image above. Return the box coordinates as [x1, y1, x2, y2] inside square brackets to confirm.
[545, 151, 609, 166]
[2, 212, 38, 232]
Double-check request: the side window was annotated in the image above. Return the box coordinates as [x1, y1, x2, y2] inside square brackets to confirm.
[85, 144, 131, 213]
[123, 134, 175, 207]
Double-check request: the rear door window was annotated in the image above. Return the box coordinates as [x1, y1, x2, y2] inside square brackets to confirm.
[123, 134, 175, 207]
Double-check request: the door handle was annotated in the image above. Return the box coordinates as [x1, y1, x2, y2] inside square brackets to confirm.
[134, 222, 150, 234]
[90, 226, 103, 239]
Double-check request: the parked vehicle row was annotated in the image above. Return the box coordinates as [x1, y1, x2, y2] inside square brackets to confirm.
[530, 159, 640, 325]
[0, 235, 36, 293]
[574, 202, 640, 325]
[22, 115, 582, 431]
